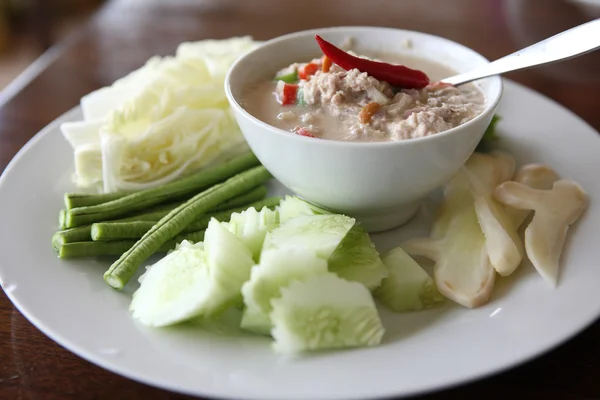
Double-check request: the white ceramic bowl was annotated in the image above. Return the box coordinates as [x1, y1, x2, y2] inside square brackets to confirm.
[225, 26, 503, 232]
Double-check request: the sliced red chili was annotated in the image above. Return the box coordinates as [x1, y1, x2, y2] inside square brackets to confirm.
[276, 82, 299, 105]
[295, 127, 316, 138]
[314, 35, 430, 89]
[298, 63, 319, 80]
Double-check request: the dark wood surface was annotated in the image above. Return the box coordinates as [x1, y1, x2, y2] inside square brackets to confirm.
[1, 1, 599, 399]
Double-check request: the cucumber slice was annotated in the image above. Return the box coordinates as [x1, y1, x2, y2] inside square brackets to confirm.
[241, 248, 328, 335]
[130, 218, 254, 326]
[203, 217, 255, 315]
[328, 225, 389, 290]
[241, 213, 355, 334]
[224, 206, 280, 261]
[130, 241, 211, 327]
[262, 214, 355, 259]
[374, 247, 444, 312]
[270, 273, 385, 354]
[277, 195, 331, 224]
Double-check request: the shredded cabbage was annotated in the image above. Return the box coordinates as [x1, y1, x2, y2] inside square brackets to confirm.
[61, 36, 260, 193]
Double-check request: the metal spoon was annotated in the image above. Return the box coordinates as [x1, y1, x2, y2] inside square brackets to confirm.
[441, 18, 600, 86]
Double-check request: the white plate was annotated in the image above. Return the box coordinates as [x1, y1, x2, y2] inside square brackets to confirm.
[1, 79, 599, 400]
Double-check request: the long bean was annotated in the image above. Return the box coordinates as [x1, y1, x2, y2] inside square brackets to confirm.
[103, 166, 272, 290]
[65, 152, 260, 228]
[58, 210, 67, 230]
[116, 184, 268, 223]
[64, 191, 126, 210]
[53, 210, 178, 247]
[212, 185, 268, 211]
[58, 230, 206, 259]
[90, 196, 281, 241]
[52, 225, 94, 250]
[64, 155, 264, 212]
[52, 187, 273, 246]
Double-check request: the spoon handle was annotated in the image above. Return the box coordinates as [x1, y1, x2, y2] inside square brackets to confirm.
[442, 18, 600, 86]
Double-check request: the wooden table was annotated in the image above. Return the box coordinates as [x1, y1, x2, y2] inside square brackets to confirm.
[1, 0, 599, 398]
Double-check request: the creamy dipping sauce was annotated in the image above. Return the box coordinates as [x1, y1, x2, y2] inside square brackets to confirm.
[241, 52, 485, 142]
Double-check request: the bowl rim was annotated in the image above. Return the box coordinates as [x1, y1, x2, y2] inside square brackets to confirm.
[225, 25, 503, 148]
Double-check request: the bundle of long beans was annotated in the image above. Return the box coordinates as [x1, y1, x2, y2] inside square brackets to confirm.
[52, 152, 280, 289]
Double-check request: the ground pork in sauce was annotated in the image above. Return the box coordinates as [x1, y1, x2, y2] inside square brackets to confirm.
[242, 54, 485, 142]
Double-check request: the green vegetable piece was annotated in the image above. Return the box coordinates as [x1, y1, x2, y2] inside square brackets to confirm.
[241, 214, 355, 335]
[64, 191, 126, 210]
[475, 114, 501, 153]
[224, 206, 280, 262]
[270, 273, 385, 354]
[374, 247, 444, 312]
[55, 194, 279, 251]
[70, 181, 265, 231]
[53, 205, 182, 248]
[278, 195, 331, 224]
[58, 210, 67, 230]
[202, 218, 256, 315]
[130, 219, 255, 326]
[90, 196, 282, 241]
[241, 248, 329, 335]
[280, 196, 389, 290]
[56, 230, 206, 259]
[130, 241, 211, 326]
[262, 214, 355, 258]
[109, 185, 269, 224]
[116, 199, 196, 223]
[212, 185, 268, 212]
[328, 225, 389, 291]
[103, 166, 272, 290]
[274, 71, 299, 84]
[116, 208, 181, 223]
[91, 221, 161, 242]
[169, 229, 207, 247]
[59, 240, 139, 258]
[65, 152, 260, 228]
[52, 226, 95, 250]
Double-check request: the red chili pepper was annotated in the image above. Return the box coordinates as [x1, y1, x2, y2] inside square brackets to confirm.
[295, 127, 315, 138]
[276, 82, 299, 105]
[314, 35, 430, 89]
[298, 63, 319, 80]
